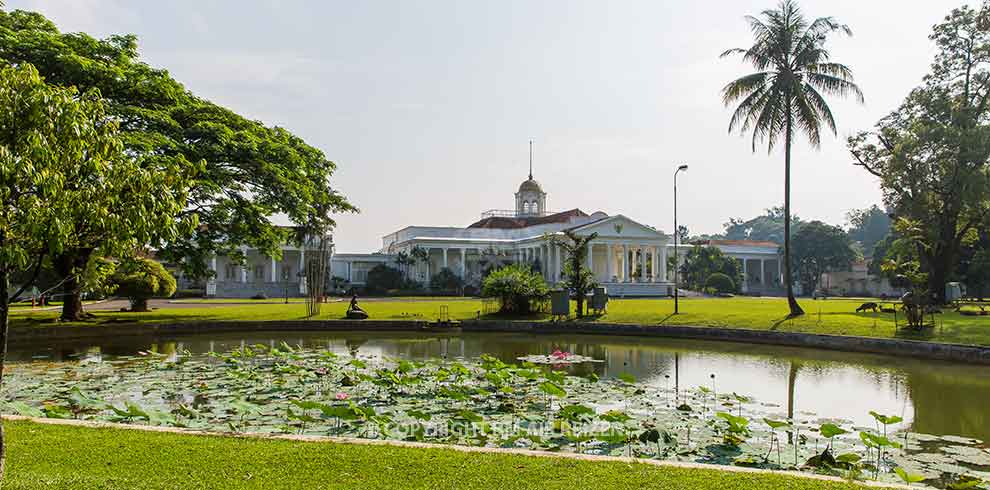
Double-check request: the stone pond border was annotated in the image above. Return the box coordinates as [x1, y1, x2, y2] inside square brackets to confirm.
[3, 415, 907, 489]
[9, 318, 990, 365]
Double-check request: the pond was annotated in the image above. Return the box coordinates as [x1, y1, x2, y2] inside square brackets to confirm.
[4, 331, 990, 488]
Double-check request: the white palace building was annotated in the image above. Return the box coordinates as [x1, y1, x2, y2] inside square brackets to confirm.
[330, 170, 787, 297]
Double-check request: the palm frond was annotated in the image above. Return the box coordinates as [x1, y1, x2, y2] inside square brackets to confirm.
[806, 72, 864, 103]
[727, 83, 771, 134]
[721, 72, 771, 104]
[793, 88, 823, 148]
[802, 83, 837, 136]
[721, 0, 862, 154]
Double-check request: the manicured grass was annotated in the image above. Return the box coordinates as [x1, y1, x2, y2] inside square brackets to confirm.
[9, 296, 990, 346]
[4, 419, 890, 490]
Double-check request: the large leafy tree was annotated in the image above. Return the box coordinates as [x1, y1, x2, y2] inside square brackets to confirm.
[850, 4, 990, 303]
[791, 220, 857, 294]
[0, 64, 187, 478]
[721, 0, 863, 315]
[0, 8, 355, 319]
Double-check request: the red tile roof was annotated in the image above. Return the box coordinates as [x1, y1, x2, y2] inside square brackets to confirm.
[467, 209, 589, 229]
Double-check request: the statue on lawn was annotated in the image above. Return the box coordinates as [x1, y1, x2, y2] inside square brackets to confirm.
[346, 294, 368, 320]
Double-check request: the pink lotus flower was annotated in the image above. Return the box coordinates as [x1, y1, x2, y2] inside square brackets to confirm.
[550, 349, 571, 360]
[335, 392, 349, 401]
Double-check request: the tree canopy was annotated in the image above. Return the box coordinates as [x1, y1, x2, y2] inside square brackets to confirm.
[0, 8, 355, 318]
[0, 62, 188, 478]
[791, 220, 858, 294]
[849, 3, 990, 301]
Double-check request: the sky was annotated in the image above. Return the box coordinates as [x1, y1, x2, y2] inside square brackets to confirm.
[10, 0, 970, 252]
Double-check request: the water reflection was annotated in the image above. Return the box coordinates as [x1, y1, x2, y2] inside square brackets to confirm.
[11, 331, 990, 441]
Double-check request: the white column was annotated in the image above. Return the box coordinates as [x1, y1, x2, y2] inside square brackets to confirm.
[299, 249, 307, 294]
[639, 245, 646, 282]
[651, 246, 658, 282]
[442, 248, 449, 270]
[741, 258, 748, 292]
[605, 244, 614, 282]
[660, 245, 668, 282]
[621, 244, 629, 282]
[241, 248, 249, 283]
[459, 248, 466, 278]
[760, 259, 766, 286]
[270, 256, 278, 282]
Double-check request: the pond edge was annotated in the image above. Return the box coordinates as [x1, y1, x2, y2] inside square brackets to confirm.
[2, 415, 906, 489]
[9, 319, 990, 365]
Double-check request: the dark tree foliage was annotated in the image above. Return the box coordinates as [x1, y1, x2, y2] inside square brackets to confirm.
[846, 205, 892, 256]
[791, 220, 858, 294]
[364, 265, 408, 294]
[430, 268, 464, 293]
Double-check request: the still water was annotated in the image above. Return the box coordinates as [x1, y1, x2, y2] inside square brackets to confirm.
[10, 330, 990, 442]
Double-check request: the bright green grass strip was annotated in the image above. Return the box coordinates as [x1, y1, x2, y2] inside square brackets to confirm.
[4, 420, 890, 490]
[9, 297, 990, 346]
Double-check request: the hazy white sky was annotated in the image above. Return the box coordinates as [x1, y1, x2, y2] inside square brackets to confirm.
[12, 0, 968, 252]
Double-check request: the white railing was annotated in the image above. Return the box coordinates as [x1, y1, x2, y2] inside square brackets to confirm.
[480, 209, 557, 219]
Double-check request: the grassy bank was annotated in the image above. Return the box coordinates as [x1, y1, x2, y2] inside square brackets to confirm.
[8, 296, 990, 346]
[4, 419, 891, 490]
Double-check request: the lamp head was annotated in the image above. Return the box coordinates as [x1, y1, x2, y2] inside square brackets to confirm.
[678, 164, 689, 171]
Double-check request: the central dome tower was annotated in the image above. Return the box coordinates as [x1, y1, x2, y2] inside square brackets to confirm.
[515, 141, 546, 216]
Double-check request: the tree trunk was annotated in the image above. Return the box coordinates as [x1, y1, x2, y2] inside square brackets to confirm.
[0, 241, 10, 479]
[55, 249, 93, 322]
[784, 111, 804, 316]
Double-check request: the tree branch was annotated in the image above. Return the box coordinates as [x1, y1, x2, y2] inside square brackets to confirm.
[850, 150, 884, 178]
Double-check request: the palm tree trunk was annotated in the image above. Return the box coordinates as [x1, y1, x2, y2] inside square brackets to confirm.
[784, 110, 804, 316]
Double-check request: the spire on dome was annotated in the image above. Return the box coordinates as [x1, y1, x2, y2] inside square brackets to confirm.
[528, 139, 533, 180]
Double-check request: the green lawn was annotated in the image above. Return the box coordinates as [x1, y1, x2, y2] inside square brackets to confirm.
[4, 419, 890, 490]
[9, 296, 990, 346]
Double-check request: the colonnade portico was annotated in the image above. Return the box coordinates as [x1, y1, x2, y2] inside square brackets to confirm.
[585, 241, 668, 283]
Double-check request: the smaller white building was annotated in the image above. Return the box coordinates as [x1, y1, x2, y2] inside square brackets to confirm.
[197, 229, 332, 298]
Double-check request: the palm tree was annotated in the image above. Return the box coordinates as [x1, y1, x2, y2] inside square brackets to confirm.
[721, 0, 863, 316]
[549, 230, 599, 317]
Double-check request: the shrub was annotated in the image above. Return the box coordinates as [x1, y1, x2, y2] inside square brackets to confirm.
[430, 267, 464, 293]
[172, 289, 205, 298]
[112, 258, 177, 312]
[81, 256, 118, 300]
[365, 264, 405, 294]
[481, 264, 549, 315]
[705, 272, 736, 294]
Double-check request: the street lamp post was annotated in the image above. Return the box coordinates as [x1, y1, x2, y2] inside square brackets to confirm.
[673, 164, 688, 314]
